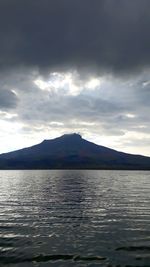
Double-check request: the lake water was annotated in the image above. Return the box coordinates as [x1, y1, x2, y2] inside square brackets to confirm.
[0, 170, 150, 267]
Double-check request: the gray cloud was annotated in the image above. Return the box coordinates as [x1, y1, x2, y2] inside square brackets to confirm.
[0, 89, 18, 110]
[0, 0, 150, 73]
[1, 69, 149, 127]
[0, 68, 150, 155]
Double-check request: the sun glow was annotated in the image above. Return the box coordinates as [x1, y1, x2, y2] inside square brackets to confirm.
[125, 113, 136, 118]
[86, 78, 101, 89]
[34, 72, 81, 96]
[34, 72, 102, 96]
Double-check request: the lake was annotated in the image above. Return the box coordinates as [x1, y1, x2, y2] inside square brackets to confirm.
[0, 170, 150, 267]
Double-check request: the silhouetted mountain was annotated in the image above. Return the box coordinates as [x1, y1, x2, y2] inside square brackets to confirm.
[0, 133, 150, 169]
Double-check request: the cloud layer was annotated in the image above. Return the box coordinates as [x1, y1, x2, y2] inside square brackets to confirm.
[0, 0, 150, 73]
[0, 69, 149, 155]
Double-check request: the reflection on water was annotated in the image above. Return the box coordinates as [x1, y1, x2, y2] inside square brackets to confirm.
[0, 170, 150, 266]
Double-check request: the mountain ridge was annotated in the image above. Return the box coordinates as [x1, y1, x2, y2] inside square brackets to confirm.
[0, 133, 150, 170]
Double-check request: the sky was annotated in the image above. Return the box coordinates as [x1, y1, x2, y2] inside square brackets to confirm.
[0, 0, 150, 156]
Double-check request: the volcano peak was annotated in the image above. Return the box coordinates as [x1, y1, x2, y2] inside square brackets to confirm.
[60, 133, 82, 140]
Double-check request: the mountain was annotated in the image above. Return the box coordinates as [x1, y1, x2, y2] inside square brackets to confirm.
[0, 133, 150, 170]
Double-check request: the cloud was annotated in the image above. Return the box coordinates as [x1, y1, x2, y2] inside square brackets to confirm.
[0, 89, 18, 110]
[0, 69, 149, 120]
[0, 0, 150, 73]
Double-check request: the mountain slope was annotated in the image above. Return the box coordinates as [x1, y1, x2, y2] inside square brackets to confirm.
[0, 133, 150, 169]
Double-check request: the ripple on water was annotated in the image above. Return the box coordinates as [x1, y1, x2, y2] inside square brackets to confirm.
[0, 170, 150, 266]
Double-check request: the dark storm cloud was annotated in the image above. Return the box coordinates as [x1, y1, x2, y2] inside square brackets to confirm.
[0, 0, 150, 73]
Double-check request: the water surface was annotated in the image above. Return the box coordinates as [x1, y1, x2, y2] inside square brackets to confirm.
[0, 170, 150, 266]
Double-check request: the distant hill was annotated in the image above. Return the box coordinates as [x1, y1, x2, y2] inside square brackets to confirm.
[0, 133, 150, 170]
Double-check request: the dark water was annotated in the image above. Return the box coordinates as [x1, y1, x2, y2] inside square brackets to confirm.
[0, 170, 150, 267]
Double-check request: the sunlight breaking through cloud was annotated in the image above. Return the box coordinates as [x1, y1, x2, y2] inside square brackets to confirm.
[34, 72, 102, 96]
